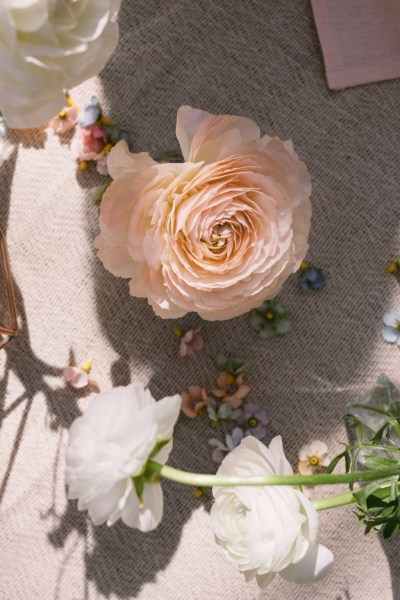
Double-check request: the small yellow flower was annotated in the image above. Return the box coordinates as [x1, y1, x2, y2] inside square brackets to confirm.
[80, 160, 88, 170]
[386, 262, 398, 274]
[298, 440, 329, 475]
[99, 115, 113, 126]
[100, 143, 113, 156]
[172, 326, 184, 337]
[81, 358, 93, 373]
[300, 260, 309, 271]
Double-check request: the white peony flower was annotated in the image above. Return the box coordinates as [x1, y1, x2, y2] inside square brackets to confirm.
[0, 0, 121, 129]
[211, 436, 334, 588]
[66, 384, 181, 532]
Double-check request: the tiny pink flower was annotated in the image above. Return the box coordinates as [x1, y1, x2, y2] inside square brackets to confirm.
[63, 366, 89, 389]
[49, 106, 78, 135]
[180, 386, 209, 418]
[72, 124, 108, 162]
[63, 359, 98, 390]
[179, 329, 204, 357]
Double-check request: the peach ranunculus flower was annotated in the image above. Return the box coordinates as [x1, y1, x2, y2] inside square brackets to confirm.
[94, 106, 312, 320]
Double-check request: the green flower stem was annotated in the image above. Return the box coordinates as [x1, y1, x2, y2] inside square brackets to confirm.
[313, 480, 398, 511]
[312, 491, 356, 511]
[147, 461, 400, 488]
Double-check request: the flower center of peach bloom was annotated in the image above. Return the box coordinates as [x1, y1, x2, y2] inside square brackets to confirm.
[308, 455, 320, 466]
[208, 223, 233, 249]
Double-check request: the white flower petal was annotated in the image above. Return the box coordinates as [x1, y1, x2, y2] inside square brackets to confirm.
[298, 444, 312, 461]
[211, 436, 331, 589]
[279, 543, 334, 584]
[154, 394, 182, 441]
[87, 480, 128, 526]
[382, 326, 397, 343]
[122, 484, 163, 532]
[383, 310, 400, 328]
[0, 0, 120, 128]
[66, 384, 178, 531]
[309, 440, 328, 456]
[9, 0, 48, 32]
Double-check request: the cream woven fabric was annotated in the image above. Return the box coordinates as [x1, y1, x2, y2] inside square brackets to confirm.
[1, 1, 400, 599]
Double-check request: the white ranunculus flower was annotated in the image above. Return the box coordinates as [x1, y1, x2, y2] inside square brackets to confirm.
[66, 384, 181, 532]
[0, 0, 121, 129]
[211, 436, 334, 588]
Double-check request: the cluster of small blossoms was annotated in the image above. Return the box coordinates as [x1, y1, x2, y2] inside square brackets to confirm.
[72, 96, 131, 176]
[179, 356, 270, 463]
[48, 94, 131, 188]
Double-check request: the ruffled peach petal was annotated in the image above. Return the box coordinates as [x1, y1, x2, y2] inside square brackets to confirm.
[176, 106, 213, 161]
[188, 112, 261, 164]
[107, 140, 157, 180]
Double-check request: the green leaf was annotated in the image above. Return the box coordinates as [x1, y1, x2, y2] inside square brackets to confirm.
[363, 455, 399, 470]
[133, 475, 145, 505]
[326, 451, 350, 474]
[353, 477, 398, 511]
[383, 519, 400, 539]
[149, 438, 172, 460]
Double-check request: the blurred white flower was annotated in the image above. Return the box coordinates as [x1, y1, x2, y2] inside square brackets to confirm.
[211, 436, 334, 588]
[298, 440, 330, 475]
[0, 0, 121, 128]
[66, 384, 181, 532]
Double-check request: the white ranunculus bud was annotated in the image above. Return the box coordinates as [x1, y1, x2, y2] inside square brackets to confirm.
[66, 384, 181, 532]
[0, 0, 121, 129]
[211, 436, 334, 588]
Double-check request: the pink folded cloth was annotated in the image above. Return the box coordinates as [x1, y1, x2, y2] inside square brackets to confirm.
[312, 0, 400, 89]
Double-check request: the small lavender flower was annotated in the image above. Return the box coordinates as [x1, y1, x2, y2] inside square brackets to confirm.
[300, 266, 325, 291]
[382, 310, 400, 345]
[209, 428, 245, 463]
[236, 403, 269, 439]
[250, 300, 290, 339]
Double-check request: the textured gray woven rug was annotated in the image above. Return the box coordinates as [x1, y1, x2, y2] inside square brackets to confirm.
[1, 1, 400, 598]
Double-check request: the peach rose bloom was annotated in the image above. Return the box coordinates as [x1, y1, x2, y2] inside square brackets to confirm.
[94, 106, 311, 320]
